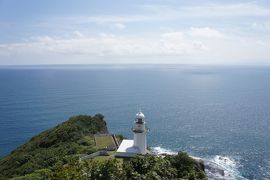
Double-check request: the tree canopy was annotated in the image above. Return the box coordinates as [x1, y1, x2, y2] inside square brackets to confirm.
[0, 114, 107, 179]
[51, 153, 206, 180]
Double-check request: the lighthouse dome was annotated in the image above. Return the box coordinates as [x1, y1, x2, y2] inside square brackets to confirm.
[136, 112, 145, 119]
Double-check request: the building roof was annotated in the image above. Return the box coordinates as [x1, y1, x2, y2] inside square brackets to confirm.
[116, 140, 140, 154]
[136, 111, 145, 119]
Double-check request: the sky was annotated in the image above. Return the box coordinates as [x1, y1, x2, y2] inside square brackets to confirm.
[1, 0, 270, 65]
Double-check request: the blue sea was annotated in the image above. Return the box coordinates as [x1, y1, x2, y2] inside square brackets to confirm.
[0, 64, 270, 179]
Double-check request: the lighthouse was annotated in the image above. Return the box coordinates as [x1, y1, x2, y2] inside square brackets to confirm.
[133, 111, 148, 154]
[116, 111, 149, 157]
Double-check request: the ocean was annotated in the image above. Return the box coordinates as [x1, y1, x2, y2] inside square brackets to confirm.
[0, 64, 269, 179]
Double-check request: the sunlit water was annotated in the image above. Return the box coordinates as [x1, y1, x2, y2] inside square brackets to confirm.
[0, 65, 269, 179]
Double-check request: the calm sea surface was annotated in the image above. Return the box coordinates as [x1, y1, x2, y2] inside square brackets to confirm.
[0, 65, 269, 179]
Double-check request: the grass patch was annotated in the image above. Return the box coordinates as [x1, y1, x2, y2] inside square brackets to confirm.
[95, 135, 116, 149]
[92, 155, 112, 162]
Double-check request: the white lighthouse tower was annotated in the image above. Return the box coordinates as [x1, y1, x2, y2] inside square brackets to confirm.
[132, 111, 148, 154]
[116, 111, 149, 157]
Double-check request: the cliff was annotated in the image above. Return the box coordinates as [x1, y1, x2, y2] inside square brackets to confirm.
[0, 114, 107, 179]
[0, 114, 206, 180]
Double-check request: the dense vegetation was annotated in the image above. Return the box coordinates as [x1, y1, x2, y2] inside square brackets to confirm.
[51, 152, 206, 180]
[0, 114, 107, 179]
[0, 114, 206, 179]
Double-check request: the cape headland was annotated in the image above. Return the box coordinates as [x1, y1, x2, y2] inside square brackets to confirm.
[0, 114, 207, 180]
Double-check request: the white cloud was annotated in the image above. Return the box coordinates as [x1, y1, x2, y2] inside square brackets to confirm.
[185, 3, 270, 17]
[1, 27, 270, 65]
[67, 15, 155, 24]
[188, 27, 226, 38]
[256, 40, 266, 46]
[56, 2, 270, 27]
[159, 31, 209, 54]
[0, 31, 209, 63]
[144, 2, 270, 18]
[73, 31, 84, 38]
[251, 22, 270, 31]
[113, 23, 126, 30]
[161, 32, 184, 40]
[159, 26, 174, 32]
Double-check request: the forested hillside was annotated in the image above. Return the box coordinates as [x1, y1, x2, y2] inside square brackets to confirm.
[0, 114, 107, 179]
[0, 114, 206, 180]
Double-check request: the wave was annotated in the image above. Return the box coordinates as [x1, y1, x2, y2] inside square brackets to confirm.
[151, 146, 177, 155]
[150, 146, 245, 180]
[204, 155, 246, 180]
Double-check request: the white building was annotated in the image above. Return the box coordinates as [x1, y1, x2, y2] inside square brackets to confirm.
[116, 111, 149, 157]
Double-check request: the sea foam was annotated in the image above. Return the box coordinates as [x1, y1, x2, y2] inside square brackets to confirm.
[150, 146, 245, 180]
[151, 146, 177, 155]
[204, 155, 246, 180]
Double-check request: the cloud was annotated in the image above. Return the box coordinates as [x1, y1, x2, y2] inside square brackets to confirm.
[161, 32, 184, 40]
[113, 23, 126, 30]
[256, 40, 266, 46]
[188, 27, 226, 38]
[73, 31, 84, 38]
[186, 3, 270, 17]
[1, 26, 270, 65]
[66, 15, 155, 24]
[0, 31, 209, 62]
[144, 2, 270, 18]
[251, 22, 270, 31]
[159, 31, 209, 54]
[52, 2, 270, 28]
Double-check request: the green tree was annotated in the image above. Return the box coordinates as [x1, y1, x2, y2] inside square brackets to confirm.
[0, 114, 107, 179]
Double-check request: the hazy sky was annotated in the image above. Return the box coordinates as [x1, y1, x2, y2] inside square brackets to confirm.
[1, 0, 270, 65]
